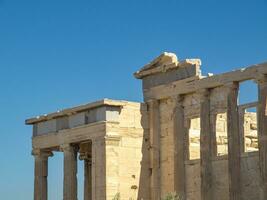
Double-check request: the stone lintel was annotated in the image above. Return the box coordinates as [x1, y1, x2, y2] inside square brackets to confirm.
[143, 62, 267, 101]
[25, 99, 130, 125]
[27, 99, 144, 137]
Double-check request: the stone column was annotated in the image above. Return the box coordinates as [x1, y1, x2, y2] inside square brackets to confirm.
[61, 144, 78, 200]
[79, 142, 92, 200]
[91, 138, 106, 200]
[257, 75, 267, 200]
[226, 82, 241, 200]
[32, 149, 53, 200]
[173, 95, 186, 199]
[84, 159, 92, 200]
[199, 89, 213, 200]
[148, 100, 161, 200]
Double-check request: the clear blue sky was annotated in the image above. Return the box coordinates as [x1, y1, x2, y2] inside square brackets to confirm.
[0, 0, 266, 199]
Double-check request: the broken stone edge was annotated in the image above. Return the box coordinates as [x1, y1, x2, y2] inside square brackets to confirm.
[134, 52, 201, 79]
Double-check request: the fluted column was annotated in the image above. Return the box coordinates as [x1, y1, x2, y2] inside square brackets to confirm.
[79, 142, 92, 200]
[199, 89, 213, 200]
[61, 144, 78, 200]
[173, 95, 186, 199]
[84, 159, 92, 200]
[32, 149, 53, 200]
[226, 82, 241, 200]
[148, 99, 161, 200]
[257, 75, 267, 200]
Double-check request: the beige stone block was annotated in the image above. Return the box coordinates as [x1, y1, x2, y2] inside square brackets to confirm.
[37, 119, 57, 135]
[69, 112, 86, 128]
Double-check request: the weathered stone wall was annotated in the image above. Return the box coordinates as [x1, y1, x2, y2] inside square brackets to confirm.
[182, 87, 260, 200]
[159, 98, 176, 194]
[106, 102, 150, 200]
[147, 84, 260, 199]
[92, 137, 107, 199]
[184, 154, 260, 200]
[188, 112, 258, 159]
[185, 157, 231, 200]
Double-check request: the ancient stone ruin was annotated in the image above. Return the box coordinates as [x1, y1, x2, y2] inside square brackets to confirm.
[26, 52, 267, 200]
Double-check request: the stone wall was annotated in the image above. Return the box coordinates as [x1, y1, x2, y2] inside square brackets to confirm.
[159, 98, 176, 194]
[148, 85, 260, 199]
[184, 153, 260, 200]
[105, 102, 150, 200]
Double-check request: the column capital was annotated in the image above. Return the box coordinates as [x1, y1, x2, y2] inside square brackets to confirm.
[79, 153, 92, 162]
[60, 143, 71, 151]
[60, 143, 78, 152]
[173, 94, 184, 105]
[32, 149, 53, 158]
[198, 88, 210, 103]
[147, 99, 159, 104]
[79, 142, 92, 161]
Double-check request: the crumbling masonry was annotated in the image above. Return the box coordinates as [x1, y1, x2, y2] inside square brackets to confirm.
[26, 52, 267, 200]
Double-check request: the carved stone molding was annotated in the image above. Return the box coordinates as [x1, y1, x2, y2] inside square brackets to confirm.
[32, 149, 53, 158]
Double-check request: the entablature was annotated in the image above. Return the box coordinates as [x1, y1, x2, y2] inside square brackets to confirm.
[26, 99, 144, 137]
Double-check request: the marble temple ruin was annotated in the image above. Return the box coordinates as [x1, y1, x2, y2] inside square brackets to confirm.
[26, 52, 267, 200]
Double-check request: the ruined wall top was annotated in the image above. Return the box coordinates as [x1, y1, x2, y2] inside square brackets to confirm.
[134, 52, 202, 79]
[135, 52, 267, 101]
[134, 52, 202, 92]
